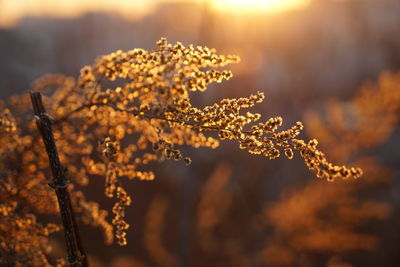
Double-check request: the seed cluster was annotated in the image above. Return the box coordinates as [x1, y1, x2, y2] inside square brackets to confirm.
[0, 38, 363, 263]
[0, 200, 62, 266]
[0, 107, 17, 134]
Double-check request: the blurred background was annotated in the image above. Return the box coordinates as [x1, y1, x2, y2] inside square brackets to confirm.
[1, 0, 400, 266]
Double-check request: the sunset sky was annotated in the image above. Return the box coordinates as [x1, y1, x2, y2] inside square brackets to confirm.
[0, 0, 310, 27]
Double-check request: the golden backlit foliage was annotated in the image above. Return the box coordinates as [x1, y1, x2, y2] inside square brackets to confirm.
[1, 39, 362, 265]
[0, 102, 66, 266]
[305, 71, 400, 162]
[259, 71, 400, 266]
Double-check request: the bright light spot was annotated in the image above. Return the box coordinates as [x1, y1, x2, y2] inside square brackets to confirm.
[0, 0, 311, 27]
[211, 0, 310, 14]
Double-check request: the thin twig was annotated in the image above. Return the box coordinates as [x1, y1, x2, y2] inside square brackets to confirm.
[54, 101, 266, 137]
[30, 92, 88, 267]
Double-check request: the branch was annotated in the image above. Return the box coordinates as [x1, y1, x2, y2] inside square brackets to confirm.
[30, 92, 88, 267]
[55, 102, 256, 135]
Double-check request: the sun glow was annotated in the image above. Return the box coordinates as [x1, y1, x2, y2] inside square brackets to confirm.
[211, 0, 310, 14]
[0, 0, 311, 28]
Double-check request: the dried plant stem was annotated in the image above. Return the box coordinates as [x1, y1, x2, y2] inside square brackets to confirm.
[30, 92, 88, 267]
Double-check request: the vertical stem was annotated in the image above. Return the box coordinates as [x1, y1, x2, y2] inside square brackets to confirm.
[30, 92, 88, 267]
